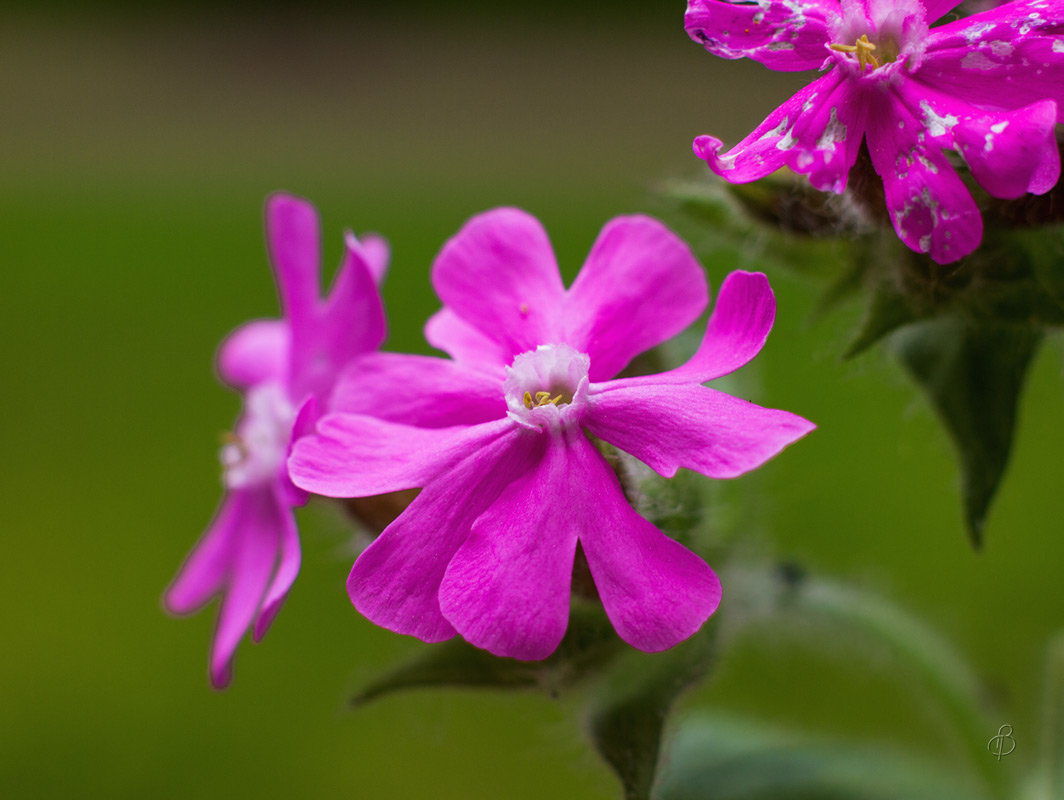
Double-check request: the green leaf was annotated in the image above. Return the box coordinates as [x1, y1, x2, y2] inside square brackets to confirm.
[351, 638, 540, 707]
[1014, 226, 1064, 320]
[351, 601, 623, 706]
[588, 625, 717, 800]
[657, 177, 852, 281]
[655, 713, 992, 800]
[891, 316, 1041, 547]
[844, 277, 918, 358]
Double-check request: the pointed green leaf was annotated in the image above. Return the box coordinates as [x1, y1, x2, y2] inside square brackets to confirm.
[351, 638, 541, 707]
[892, 317, 1041, 547]
[589, 625, 717, 800]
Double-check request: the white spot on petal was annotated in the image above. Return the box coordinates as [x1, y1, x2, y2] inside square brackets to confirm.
[920, 100, 959, 138]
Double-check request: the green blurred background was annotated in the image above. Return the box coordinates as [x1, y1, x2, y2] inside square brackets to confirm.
[3, 3, 1063, 797]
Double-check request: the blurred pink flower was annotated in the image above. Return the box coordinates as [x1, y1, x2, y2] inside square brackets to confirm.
[165, 194, 387, 687]
[289, 208, 814, 660]
[687, 0, 1064, 263]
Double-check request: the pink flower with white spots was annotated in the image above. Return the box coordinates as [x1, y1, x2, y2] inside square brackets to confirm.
[288, 208, 814, 660]
[165, 194, 387, 687]
[687, 0, 1064, 263]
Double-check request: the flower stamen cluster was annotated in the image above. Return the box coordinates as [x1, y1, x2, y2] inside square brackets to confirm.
[523, 390, 567, 408]
[828, 34, 883, 70]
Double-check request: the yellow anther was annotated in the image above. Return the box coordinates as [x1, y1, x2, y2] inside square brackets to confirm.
[829, 34, 880, 70]
[523, 390, 568, 409]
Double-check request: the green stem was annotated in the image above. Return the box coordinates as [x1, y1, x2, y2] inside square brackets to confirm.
[1040, 632, 1064, 800]
[789, 577, 1009, 800]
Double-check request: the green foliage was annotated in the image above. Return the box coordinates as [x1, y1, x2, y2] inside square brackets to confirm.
[664, 170, 1064, 547]
[892, 318, 1041, 547]
[589, 625, 717, 800]
[656, 714, 990, 800]
[658, 177, 850, 281]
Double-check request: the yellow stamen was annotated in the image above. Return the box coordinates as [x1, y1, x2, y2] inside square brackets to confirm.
[523, 390, 568, 409]
[829, 34, 880, 71]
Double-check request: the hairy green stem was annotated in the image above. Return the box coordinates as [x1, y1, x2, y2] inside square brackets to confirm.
[791, 578, 1009, 799]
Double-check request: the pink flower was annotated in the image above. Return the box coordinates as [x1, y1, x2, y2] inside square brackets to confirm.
[165, 194, 388, 687]
[686, 0, 1064, 263]
[288, 208, 814, 660]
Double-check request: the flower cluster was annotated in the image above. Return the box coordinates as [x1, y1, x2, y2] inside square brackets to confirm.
[686, 0, 1064, 263]
[167, 198, 813, 682]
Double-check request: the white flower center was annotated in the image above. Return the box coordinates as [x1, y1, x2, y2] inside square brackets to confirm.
[221, 382, 295, 489]
[829, 0, 928, 75]
[504, 344, 589, 431]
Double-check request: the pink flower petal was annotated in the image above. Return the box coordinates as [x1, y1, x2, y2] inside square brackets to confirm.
[953, 98, 1060, 198]
[789, 75, 869, 194]
[921, 3, 1064, 116]
[348, 427, 545, 643]
[586, 382, 815, 479]
[438, 431, 581, 660]
[165, 494, 241, 615]
[670, 270, 776, 382]
[216, 319, 289, 391]
[866, 92, 982, 263]
[685, 0, 836, 71]
[563, 216, 708, 381]
[431, 208, 566, 360]
[575, 435, 723, 652]
[605, 271, 776, 388]
[329, 352, 505, 426]
[893, 79, 1059, 199]
[288, 415, 514, 497]
[288, 236, 387, 401]
[424, 307, 511, 368]
[279, 395, 317, 507]
[252, 506, 301, 642]
[346, 231, 390, 285]
[921, 0, 963, 21]
[322, 237, 388, 355]
[208, 484, 289, 689]
[694, 72, 848, 185]
[265, 193, 321, 332]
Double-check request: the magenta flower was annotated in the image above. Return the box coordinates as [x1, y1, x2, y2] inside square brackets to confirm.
[686, 0, 1064, 263]
[165, 194, 387, 687]
[288, 208, 814, 660]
